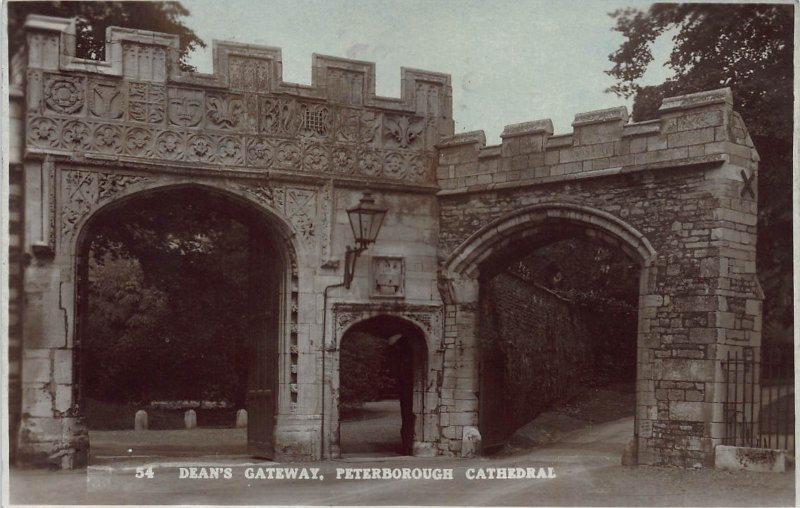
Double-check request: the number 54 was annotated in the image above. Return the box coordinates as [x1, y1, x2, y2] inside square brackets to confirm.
[135, 466, 155, 479]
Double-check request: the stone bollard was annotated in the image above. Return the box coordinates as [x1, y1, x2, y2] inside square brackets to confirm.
[235, 409, 248, 428]
[461, 426, 482, 458]
[621, 438, 638, 466]
[134, 410, 148, 431]
[184, 409, 197, 429]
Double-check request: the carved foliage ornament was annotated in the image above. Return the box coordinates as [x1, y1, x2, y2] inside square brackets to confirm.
[333, 306, 444, 342]
[384, 115, 425, 148]
[237, 183, 317, 246]
[61, 170, 149, 242]
[207, 94, 245, 130]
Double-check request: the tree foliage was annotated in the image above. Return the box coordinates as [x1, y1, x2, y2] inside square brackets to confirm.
[607, 3, 794, 344]
[338, 332, 392, 406]
[84, 196, 255, 405]
[7, 1, 204, 69]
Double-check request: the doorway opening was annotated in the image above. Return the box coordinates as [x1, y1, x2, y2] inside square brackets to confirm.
[337, 315, 427, 457]
[75, 186, 286, 463]
[478, 227, 640, 454]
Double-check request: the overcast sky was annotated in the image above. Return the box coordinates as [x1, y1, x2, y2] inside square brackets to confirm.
[182, 0, 674, 143]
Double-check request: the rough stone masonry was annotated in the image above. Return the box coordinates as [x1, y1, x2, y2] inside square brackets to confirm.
[7, 15, 761, 469]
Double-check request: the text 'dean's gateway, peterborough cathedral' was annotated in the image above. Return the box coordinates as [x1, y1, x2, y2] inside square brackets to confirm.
[8, 16, 763, 469]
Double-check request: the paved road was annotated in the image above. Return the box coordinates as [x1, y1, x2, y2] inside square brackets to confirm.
[10, 417, 795, 506]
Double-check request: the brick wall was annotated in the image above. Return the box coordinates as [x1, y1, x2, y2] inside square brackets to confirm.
[479, 272, 590, 449]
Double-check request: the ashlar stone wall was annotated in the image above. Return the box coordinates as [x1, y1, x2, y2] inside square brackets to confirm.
[11, 15, 452, 467]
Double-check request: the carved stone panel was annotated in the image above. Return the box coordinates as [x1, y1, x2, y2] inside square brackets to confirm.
[88, 80, 126, 120]
[228, 57, 270, 92]
[237, 182, 318, 247]
[371, 256, 405, 298]
[60, 169, 150, 244]
[44, 74, 85, 115]
[327, 69, 364, 106]
[168, 88, 205, 127]
[383, 115, 425, 149]
[332, 303, 443, 345]
[129, 83, 166, 124]
[206, 94, 246, 130]
[285, 188, 317, 244]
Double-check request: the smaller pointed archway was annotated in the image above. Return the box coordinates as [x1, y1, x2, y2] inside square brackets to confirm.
[336, 315, 428, 457]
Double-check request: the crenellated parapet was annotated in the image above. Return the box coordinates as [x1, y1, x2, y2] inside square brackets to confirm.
[436, 88, 758, 193]
[22, 15, 453, 186]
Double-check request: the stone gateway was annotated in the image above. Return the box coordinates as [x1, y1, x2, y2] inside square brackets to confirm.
[7, 15, 762, 469]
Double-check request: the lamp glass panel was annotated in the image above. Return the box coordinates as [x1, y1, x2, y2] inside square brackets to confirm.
[348, 209, 360, 242]
[366, 210, 386, 242]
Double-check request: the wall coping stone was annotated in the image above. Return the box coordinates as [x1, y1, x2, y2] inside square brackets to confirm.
[437, 153, 727, 196]
[659, 88, 733, 113]
[438, 130, 487, 148]
[622, 120, 661, 137]
[501, 119, 554, 138]
[572, 106, 628, 127]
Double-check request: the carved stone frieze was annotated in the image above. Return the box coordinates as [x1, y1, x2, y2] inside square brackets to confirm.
[26, 114, 434, 183]
[26, 70, 438, 184]
[332, 303, 444, 343]
[60, 169, 150, 242]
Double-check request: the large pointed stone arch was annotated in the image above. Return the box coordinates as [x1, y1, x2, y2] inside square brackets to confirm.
[444, 202, 656, 278]
[437, 202, 658, 461]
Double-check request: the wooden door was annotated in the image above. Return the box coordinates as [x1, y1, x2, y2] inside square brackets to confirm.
[247, 232, 279, 458]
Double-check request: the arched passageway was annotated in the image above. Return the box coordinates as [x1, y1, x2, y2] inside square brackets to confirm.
[478, 229, 641, 451]
[337, 315, 427, 457]
[75, 185, 291, 461]
[442, 203, 656, 457]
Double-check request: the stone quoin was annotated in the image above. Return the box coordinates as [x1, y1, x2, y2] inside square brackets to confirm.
[7, 15, 762, 469]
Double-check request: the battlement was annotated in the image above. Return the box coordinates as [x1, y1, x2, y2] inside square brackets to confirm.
[21, 15, 454, 186]
[24, 15, 452, 115]
[436, 88, 758, 193]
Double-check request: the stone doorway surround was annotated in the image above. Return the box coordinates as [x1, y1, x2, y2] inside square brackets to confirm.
[326, 303, 444, 458]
